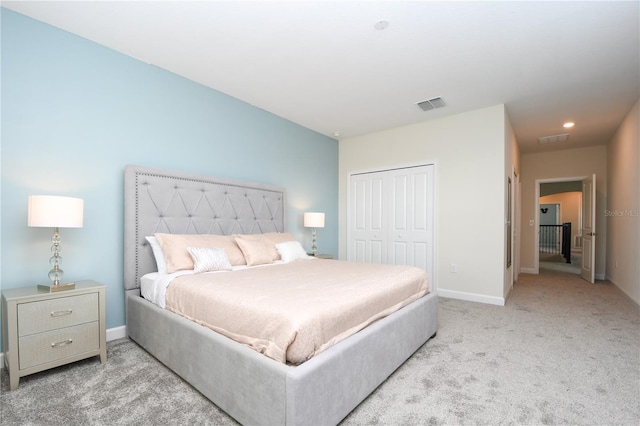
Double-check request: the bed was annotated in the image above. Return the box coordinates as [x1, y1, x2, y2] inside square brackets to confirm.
[124, 164, 438, 425]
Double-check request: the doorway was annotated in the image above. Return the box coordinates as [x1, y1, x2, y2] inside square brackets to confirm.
[535, 179, 583, 275]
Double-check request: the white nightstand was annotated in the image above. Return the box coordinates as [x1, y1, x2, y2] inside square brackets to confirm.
[1, 280, 107, 390]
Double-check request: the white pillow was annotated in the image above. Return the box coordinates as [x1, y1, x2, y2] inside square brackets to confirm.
[187, 247, 233, 273]
[145, 236, 168, 274]
[275, 241, 310, 263]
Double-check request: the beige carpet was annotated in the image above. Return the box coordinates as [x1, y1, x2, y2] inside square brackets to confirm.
[2, 270, 638, 425]
[343, 270, 639, 425]
[539, 252, 582, 275]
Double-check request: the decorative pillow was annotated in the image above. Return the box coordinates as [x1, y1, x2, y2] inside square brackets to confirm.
[145, 236, 168, 274]
[236, 232, 295, 261]
[187, 247, 233, 273]
[154, 233, 246, 273]
[235, 237, 273, 267]
[275, 241, 310, 263]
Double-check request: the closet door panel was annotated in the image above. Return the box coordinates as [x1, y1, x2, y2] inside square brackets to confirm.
[392, 174, 408, 231]
[389, 172, 408, 266]
[411, 241, 429, 272]
[353, 179, 366, 230]
[417, 167, 435, 277]
[349, 172, 388, 264]
[392, 241, 408, 265]
[413, 171, 429, 231]
[370, 240, 385, 264]
[388, 167, 432, 269]
[354, 240, 367, 263]
[370, 177, 385, 232]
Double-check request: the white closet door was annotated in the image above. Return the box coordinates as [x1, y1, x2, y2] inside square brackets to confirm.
[348, 164, 435, 284]
[388, 166, 433, 274]
[349, 172, 388, 264]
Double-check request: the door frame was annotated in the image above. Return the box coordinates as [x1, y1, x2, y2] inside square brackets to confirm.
[581, 173, 597, 283]
[534, 176, 586, 274]
[513, 170, 520, 283]
[346, 160, 438, 291]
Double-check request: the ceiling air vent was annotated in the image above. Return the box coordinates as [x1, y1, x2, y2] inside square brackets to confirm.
[538, 133, 570, 144]
[417, 97, 447, 111]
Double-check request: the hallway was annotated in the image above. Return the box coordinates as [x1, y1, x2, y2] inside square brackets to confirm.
[539, 251, 582, 275]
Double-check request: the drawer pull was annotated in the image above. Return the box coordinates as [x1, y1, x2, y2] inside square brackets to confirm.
[51, 339, 73, 348]
[50, 309, 73, 317]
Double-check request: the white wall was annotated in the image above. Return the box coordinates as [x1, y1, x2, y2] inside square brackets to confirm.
[339, 105, 509, 305]
[606, 99, 639, 304]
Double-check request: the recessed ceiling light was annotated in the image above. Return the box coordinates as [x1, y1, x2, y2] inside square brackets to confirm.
[332, 132, 341, 138]
[563, 122, 575, 128]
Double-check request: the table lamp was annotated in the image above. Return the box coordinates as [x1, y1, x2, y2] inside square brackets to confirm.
[303, 212, 325, 256]
[28, 195, 84, 292]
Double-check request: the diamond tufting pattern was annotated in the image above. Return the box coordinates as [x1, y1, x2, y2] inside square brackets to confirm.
[124, 166, 286, 290]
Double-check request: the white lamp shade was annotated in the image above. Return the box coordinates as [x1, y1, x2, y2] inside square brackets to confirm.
[304, 212, 325, 228]
[28, 195, 84, 228]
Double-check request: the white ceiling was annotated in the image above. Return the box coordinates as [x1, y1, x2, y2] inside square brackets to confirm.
[3, 1, 639, 153]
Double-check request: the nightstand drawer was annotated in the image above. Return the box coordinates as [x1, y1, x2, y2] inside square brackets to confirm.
[17, 293, 98, 336]
[19, 321, 99, 369]
[3, 281, 107, 390]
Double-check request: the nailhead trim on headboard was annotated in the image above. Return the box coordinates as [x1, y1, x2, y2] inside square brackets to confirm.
[124, 165, 286, 292]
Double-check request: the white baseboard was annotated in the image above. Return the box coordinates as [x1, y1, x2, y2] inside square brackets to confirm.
[595, 273, 605, 280]
[107, 325, 127, 341]
[438, 288, 505, 306]
[1, 325, 128, 370]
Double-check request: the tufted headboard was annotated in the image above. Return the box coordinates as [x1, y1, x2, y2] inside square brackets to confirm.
[124, 165, 286, 294]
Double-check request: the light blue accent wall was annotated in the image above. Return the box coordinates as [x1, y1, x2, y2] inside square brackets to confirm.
[0, 9, 338, 345]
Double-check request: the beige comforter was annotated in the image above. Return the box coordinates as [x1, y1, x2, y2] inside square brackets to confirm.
[165, 259, 429, 364]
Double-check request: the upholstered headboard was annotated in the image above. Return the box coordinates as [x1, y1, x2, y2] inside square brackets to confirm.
[124, 165, 286, 293]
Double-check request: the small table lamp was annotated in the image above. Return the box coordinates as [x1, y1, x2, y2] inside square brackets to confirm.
[28, 195, 84, 292]
[304, 212, 325, 256]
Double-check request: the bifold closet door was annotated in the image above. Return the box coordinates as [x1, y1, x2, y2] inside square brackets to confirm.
[349, 171, 388, 264]
[388, 166, 433, 273]
[348, 165, 434, 277]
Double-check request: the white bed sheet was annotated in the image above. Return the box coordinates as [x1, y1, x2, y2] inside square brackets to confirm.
[141, 260, 290, 308]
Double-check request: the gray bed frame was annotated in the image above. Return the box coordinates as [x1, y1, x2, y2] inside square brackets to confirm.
[124, 164, 438, 425]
